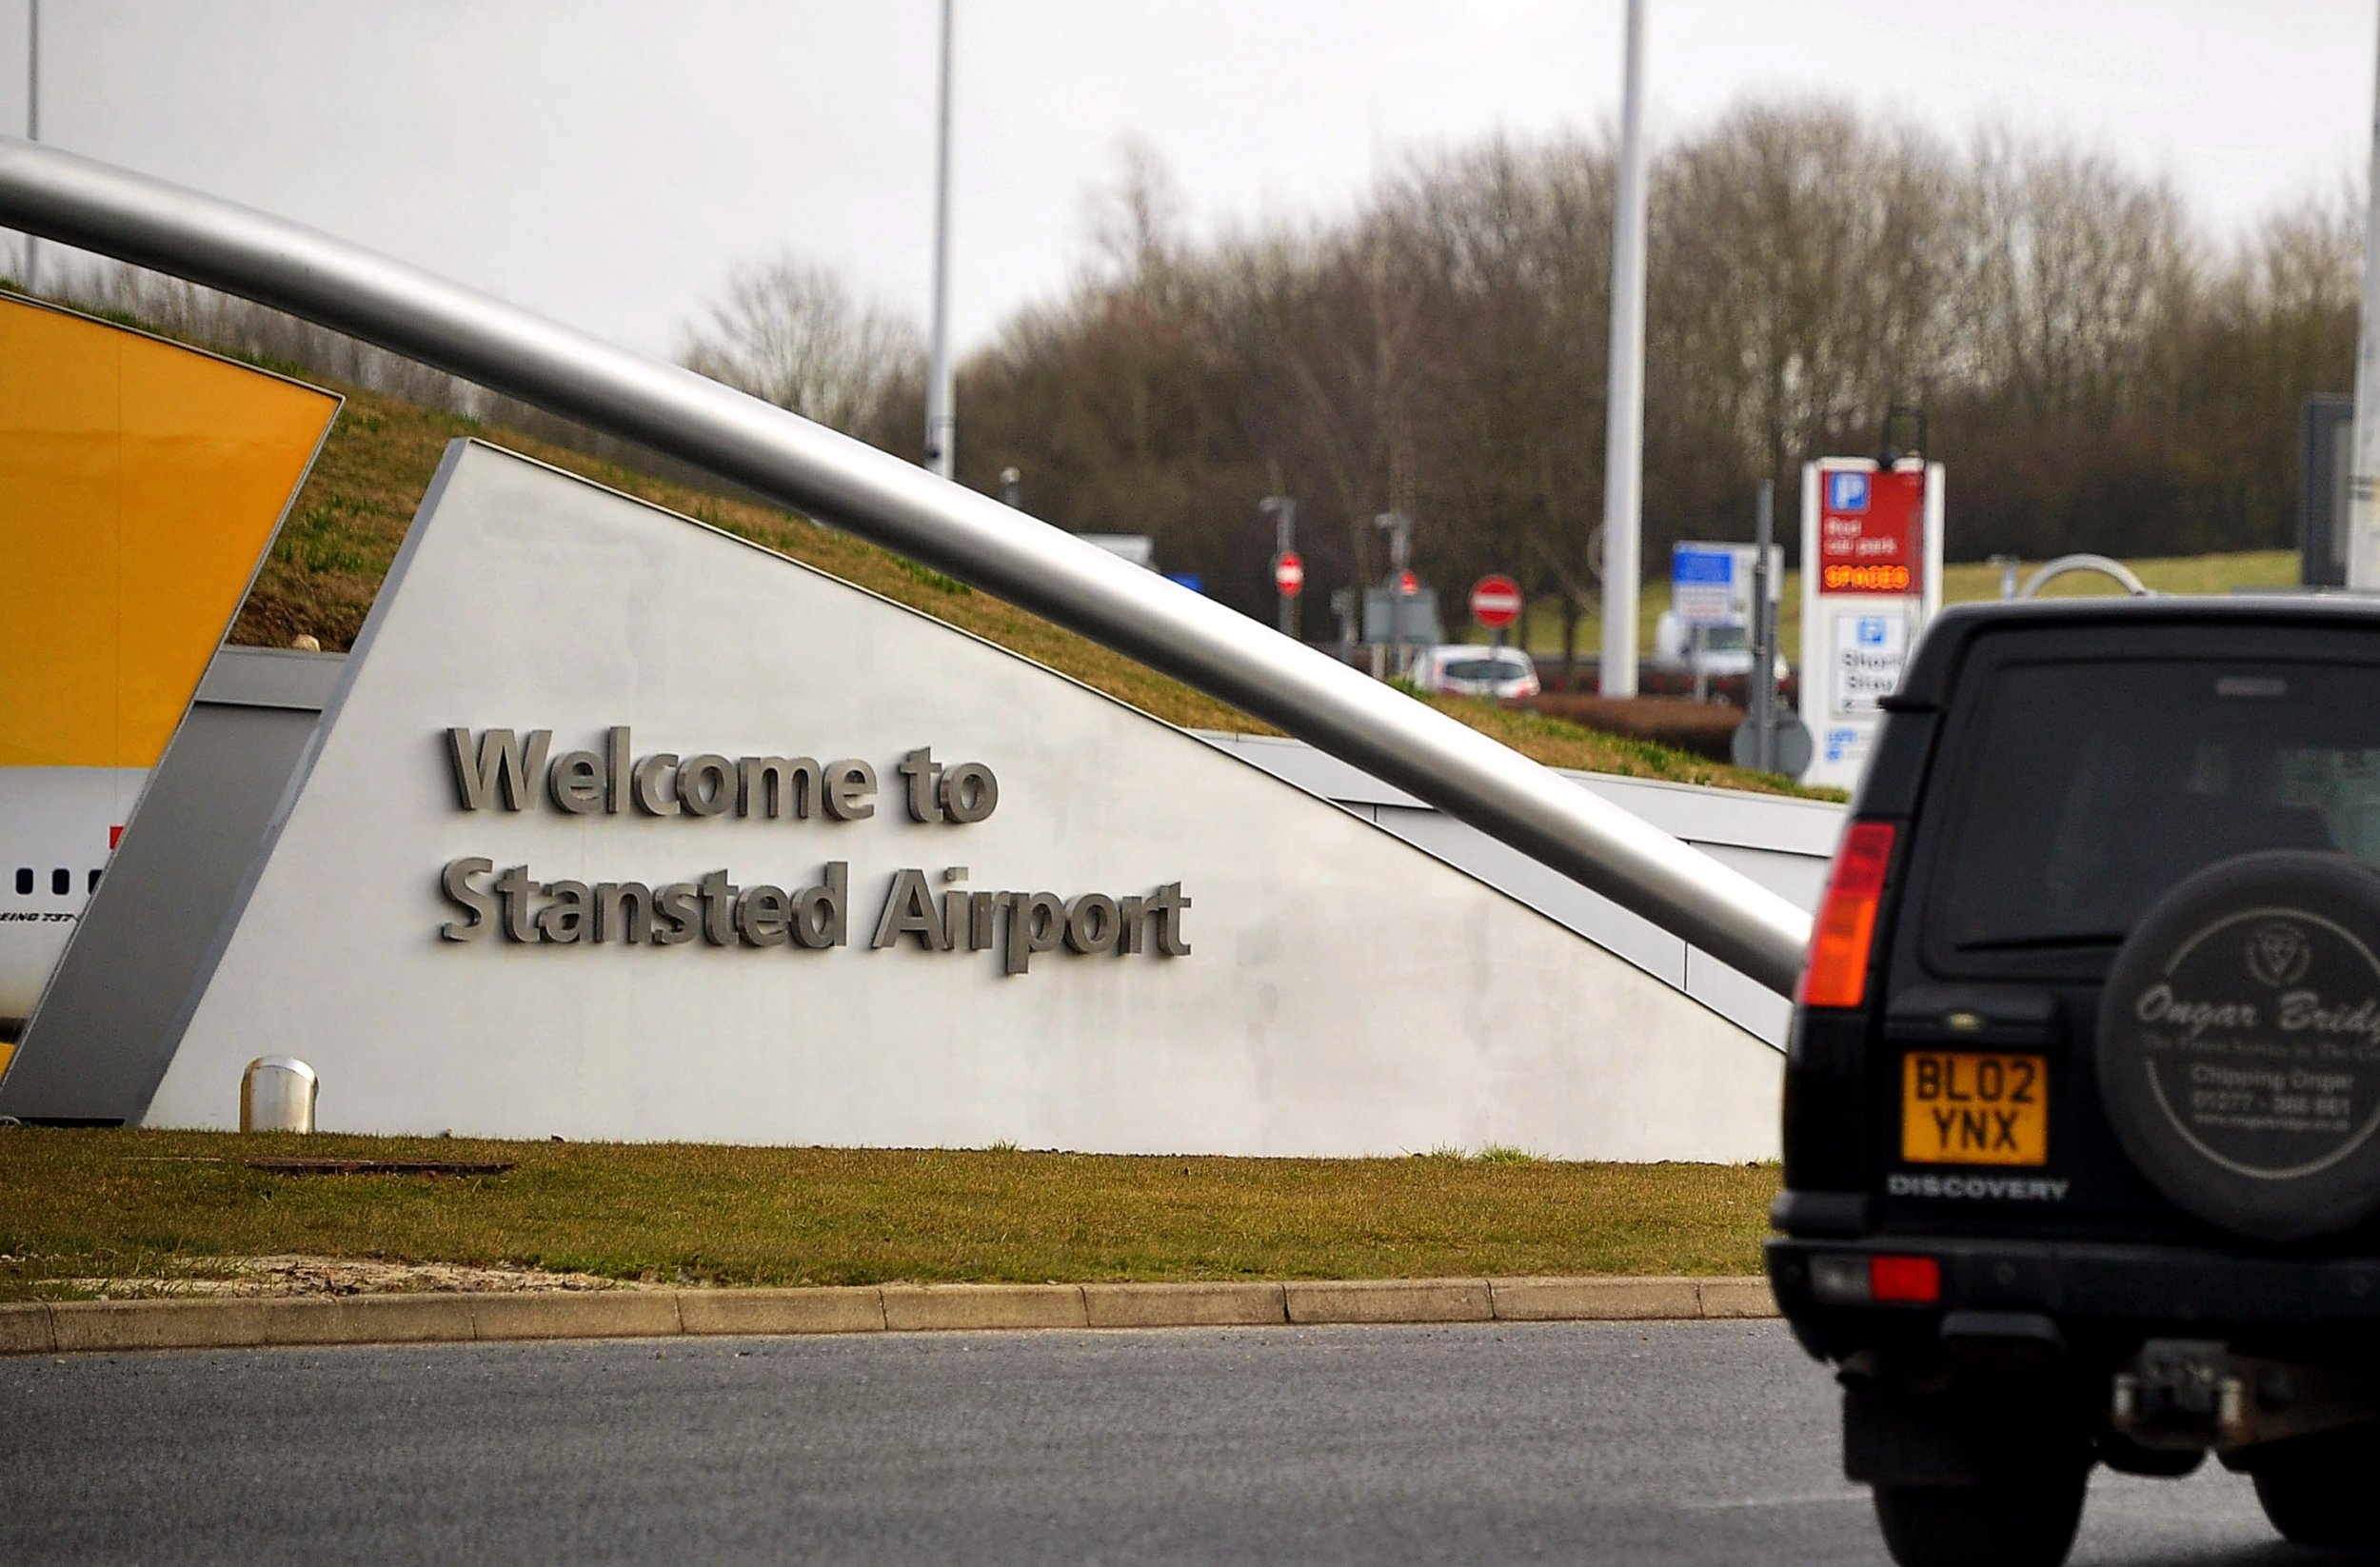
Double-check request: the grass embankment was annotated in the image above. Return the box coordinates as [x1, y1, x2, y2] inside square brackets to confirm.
[1517, 548, 2299, 659]
[240, 393, 1256, 737]
[0, 1128, 1777, 1302]
[225, 379, 1816, 796]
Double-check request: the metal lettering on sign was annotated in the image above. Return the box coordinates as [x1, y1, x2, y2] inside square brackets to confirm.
[435, 726, 1186, 978]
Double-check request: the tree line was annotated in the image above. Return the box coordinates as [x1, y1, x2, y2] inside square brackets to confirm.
[49, 94, 2361, 654]
[830, 101, 2352, 646]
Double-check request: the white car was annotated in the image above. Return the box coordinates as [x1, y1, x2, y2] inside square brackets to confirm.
[1411, 645, 1541, 700]
[1651, 610, 1791, 684]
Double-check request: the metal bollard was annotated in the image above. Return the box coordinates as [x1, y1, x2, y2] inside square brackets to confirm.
[240, 1056, 317, 1133]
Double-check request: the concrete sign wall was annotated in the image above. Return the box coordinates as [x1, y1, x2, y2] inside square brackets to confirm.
[139, 442, 1778, 1160]
[1199, 732, 1840, 1049]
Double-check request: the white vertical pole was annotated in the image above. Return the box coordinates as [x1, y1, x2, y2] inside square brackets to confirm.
[22, 0, 35, 294]
[1597, 0, 1648, 694]
[1921, 461, 1945, 625]
[1796, 461, 1820, 745]
[2349, 8, 2380, 588]
[922, 0, 956, 479]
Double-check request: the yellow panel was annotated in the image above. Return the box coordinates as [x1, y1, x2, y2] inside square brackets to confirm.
[0, 300, 339, 769]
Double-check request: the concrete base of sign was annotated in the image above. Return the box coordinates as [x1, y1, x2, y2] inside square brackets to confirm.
[62, 442, 1782, 1160]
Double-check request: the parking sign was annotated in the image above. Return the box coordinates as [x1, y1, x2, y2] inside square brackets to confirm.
[1800, 457, 1943, 790]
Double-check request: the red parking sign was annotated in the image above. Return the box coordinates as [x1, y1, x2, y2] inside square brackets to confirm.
[1818, 468, 1925, 595]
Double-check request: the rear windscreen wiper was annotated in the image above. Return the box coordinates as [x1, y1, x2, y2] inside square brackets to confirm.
[1954, 932, 2128, 952]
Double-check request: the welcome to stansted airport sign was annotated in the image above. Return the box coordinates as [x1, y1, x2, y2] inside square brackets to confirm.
[115, 440, 1778, 1157]
[435, 727, 1189, 972]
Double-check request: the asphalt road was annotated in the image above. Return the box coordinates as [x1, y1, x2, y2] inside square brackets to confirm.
[0, 1319, 2320, 1565]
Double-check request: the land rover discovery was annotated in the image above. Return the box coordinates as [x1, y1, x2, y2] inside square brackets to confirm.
[1768, 596, 2380, 1566]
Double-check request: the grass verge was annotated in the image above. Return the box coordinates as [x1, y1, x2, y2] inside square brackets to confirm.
[1517, 547, 2300, 661]
[0, 1127, 1777, 1301]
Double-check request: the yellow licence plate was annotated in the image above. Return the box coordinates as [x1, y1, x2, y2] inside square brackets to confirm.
[1901, 1052, 2049, 1166]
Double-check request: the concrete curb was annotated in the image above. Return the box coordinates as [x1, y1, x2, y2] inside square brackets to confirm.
[0, 1275, 1775, 1357]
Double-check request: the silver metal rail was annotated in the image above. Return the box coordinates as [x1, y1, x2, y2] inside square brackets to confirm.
[0, 136, 1814, 994]
[2019, 553, 2152, 600]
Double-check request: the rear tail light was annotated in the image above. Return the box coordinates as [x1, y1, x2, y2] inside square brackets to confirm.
[1808, 1252, 1941, 1305]
[1798, 820, 1896, 1009]
[1869, 1255, 1941, 1303]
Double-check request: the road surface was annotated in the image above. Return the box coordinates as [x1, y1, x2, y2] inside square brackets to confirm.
[0, 1319, 2306, 1564]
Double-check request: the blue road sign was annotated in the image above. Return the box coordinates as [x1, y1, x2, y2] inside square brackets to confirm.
[1672, 544, 1736, 627]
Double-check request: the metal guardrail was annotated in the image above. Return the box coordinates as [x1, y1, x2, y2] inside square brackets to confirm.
[0, 136, 1814, 995]
[2018, 553, 2152, 599]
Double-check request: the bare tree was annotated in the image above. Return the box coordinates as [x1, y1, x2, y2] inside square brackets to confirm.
[1652, 103, 1967, 545]
[1959, 129, 2198, 423]
[679, 253, 922, 435]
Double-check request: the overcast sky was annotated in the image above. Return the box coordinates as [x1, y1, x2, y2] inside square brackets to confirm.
[8, 1, 2374, 360]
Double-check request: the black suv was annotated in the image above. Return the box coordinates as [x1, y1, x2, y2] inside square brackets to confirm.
[1769, 597, 2380, 1567]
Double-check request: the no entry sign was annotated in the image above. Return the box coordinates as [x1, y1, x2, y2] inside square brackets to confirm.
[1469, 575, 1521, 629]
[1272, 550, 1304, 598]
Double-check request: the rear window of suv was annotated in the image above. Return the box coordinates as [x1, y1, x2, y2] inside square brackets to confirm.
[1923, 655, 2380, 963]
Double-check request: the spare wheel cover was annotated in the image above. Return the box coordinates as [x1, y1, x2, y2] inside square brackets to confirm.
[2095, 850, 2380, 1241]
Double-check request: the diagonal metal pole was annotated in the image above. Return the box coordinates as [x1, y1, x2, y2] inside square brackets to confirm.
[0, 134, 1814, 994]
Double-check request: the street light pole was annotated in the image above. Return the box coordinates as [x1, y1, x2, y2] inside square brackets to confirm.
[1377, 510, 1413, 678]
[23, 0, 35, 294]
[1597, 0, 1648, 694]
[922, 0, 956, 480]
[2350, 14, 2380, 587]
[1261, 494, 1297, 636]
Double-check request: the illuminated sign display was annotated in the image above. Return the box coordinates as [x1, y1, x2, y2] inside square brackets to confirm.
[1815, 467, 1925, 596]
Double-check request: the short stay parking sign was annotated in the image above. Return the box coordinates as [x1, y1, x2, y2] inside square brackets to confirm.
[1798, 457, 1942, 790]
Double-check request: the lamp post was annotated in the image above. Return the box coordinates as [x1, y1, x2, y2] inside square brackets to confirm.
[2351, 24, 2380, 587]
[23, 0, 35, 294]
[1377, 510, 1413, 678]
[1261, 494, 1297, 636]
[922, 0, 956, 479]
[1597, 0, 1647, 695]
